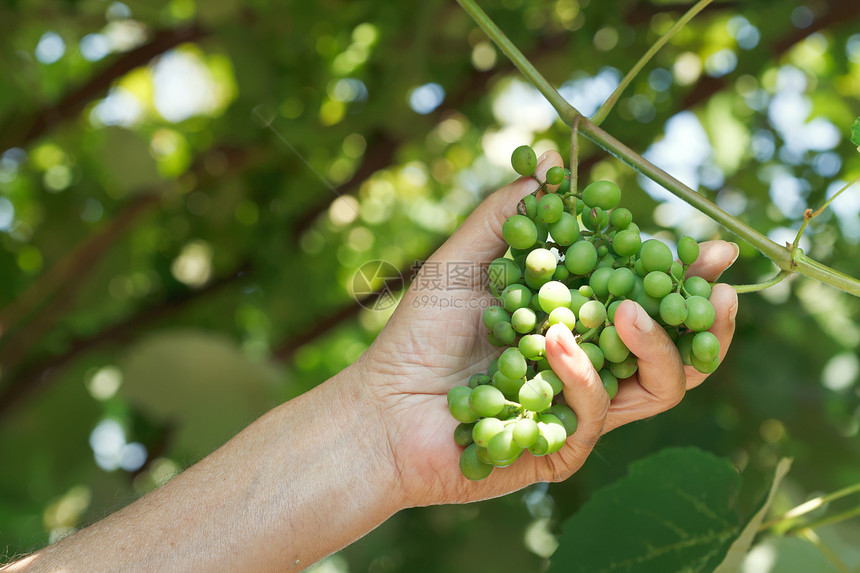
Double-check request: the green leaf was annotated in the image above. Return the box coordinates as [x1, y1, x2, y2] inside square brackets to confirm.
[548, 447, 742, 573]
[852, 116, 860, 148]
[714, 458, 793, 572]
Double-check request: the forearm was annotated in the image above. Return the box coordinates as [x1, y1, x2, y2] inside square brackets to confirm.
[5, 363, 404, 573]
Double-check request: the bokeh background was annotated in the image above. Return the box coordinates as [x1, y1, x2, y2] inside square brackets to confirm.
[1, 0, 859, 570]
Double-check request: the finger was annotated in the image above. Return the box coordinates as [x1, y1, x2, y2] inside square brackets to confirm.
[683, 282, 738, 389]
[430, 150, 564, 267]
[686, 240, 740, 281]
[603, 301, 686, 433]
[544, 324, 610, 477]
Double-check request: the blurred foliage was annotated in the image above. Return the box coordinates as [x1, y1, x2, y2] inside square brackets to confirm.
[0, 0, 860, 570]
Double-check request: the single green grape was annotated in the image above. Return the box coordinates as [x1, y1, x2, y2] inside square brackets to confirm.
[534, 370, 563, 395]
[599, 325, 630, 363]
[608, 267, 635, 297]
[488, 258, 522, 291]
[690, 352, 719, 374]
[538, 415, 568, 454]
[518, 334, 546, 360]
[643, 271, 673, 299]
[537, 281, 571, 313]
[570, 289, 589, 315]
[492, 321, 516, 345]
[684, 276, 712, 299]
[565, 241, 598, 275]
[468, 373, 490, 389]
[599, 369, 619, 399]
[582, 180, 621, 210]
[659, 292, 687, 326]
[449, 390, 479, 423]
[472, 416, 505, 447]
[692, 331, 720, 362]
[519, 377, 554, 412]
[501, 284, 532, 313]
[502, 215, 538, 250]
[639, 239, 673, 273]
[548, 403, 578, 436]
[469, 384, 506, 417]
[492, 371, 524, 400]
[511, 145, 537, 176]
[636, 292, 661, 318]
[482, 306, 510, 331]
[553, 265, 570, 282]
[548, 306, 577, 330]
[589, 266, 614, 300]
[548, 212, 580, 246]
[538, 193, 564, 224]
[454, 422, 475, 447]
[498, 347, 528, 380]
[607, 300, 622, 323]
[534, 220, 549, 243]
[557, 169, 572, 194]
[612, 229, 641, 257]
[579, 300, 607, 329]
[513, 418, 540, 448]
[609, 355, 639, 379]
[546, 165, 565, 186]
[447, 385, 471, 406]
[521, 194, 538, 219]
[487, 428, 523, 466]
[677, 236, 699, 265]
[677, 332, 696, 366]
[511, 307, 537, 334]
[525, 248, 557, 283]
[578, 285, 594, 298]
[581, 206, 608, 231]
[460, 443, 493, 480]
[609, 207, 632, 229]
[580, 342, 605, 371]
[685, 295, 716, 332]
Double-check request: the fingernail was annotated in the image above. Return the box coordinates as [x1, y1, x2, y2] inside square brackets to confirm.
[728, 242, 740, 267]
[633, 303, 653, 333]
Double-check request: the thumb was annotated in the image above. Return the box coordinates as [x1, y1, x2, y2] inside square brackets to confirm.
[431, 150, 564, 266]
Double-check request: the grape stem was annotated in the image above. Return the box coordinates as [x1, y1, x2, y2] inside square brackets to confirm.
[590, 0, 714, 126]
[570, 116, 580, 194]
[792, 174, 860, 248]
[758, 481, 860, 532]
[798, 529, 852, 573]
[456, 0, 860, 298]
[732, 270, 791, 294]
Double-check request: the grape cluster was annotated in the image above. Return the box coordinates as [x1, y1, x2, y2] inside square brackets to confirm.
[449, 145, 721, 481]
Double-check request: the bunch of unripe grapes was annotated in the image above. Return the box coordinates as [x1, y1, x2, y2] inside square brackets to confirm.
[450, 145, 722, 481]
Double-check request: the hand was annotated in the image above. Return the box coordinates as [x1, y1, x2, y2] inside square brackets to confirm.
[358, 150, 739, 509]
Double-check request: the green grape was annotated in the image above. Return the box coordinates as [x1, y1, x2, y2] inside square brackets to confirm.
[692, 331, 720, 362]
[684, 276, 712, 299]
[501, 283, 532, 313]
[518, 334, 546, 360]
[472, 416, 505, 447]
[633, 257, 648, 278]
[482, 306, 510, 331]
[610, 208, 632, 229]
[454, 422, 475, 447]
[607, 300, 622, 323]
[538, 415, 568, 454]
[525, 248, 557, 283]
[575, 320, 590, 335]
[492, 321, 516, 345]
[578, 285, 594, 298]
[487, 357, 500, 377]
[488, 258, 522, 291]
[659, 292, 688, 326]
[527, 434, 549, 456]
[534, 220, 549, 243]
[468, 373, 491, 388]
[565, 241, 598, 275]
[521, 194, 538, 220]
[629, 275, 645, 299]
[449, 390, 479, 423]
[502, 215, 538, 250]
[488, 428, 523, 466]
[677, 332, 695, 366]
[557, 169, 572, 194]
[519, 377, 554, 412]
[599, 369, 619, 399]
[538, 281, 571, 313]
[589, 266, 614, 300]
[447, 385, 471, 406]
[670, 261, 684, 280]
[492, 371, 524, 400]
[685, 296, 716, 332]
[582, 180, 621, 210]
[487, 332, 505, 347]
[677, 236, 699, 265]
[553, 264, 571, 282]
[475, 445, 492, 465]
[511, 145, 537, 176]
[643, 271, 673, 298]
[538, 193, 564, 224]
[608, 267, 635, 297]
[563, 194, 579, 214]
[612, 229, 641, 257]
[534, 357, 552, 372]
[546, 166, 565, 186]
[690, 352, 719, 374]
[580, 342, 605, 371]
[513, 418, 540, 448]
[581, 207, 608, 231]
[534, 369, 563, 395]
[548, 403, 578, 436]
[579, 300, 607, 329]
[609, 355, 639, 379]
[498, 347, 528, 380]
[511, 307, 537, 334]
[460, 443, 494, 480]
[599, 325, 630, 363]
[548, 306, 577, 329]
[548, 212, 580, 246]
[569, 289, 589, 315]
[470, 384, 507, 417]
[529, 293, 544, 312]
[639, 239, 673, 273]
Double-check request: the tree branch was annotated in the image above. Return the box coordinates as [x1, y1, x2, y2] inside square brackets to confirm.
[0, 23, 208, 152]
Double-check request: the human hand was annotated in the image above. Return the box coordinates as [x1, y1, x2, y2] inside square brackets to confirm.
[358, 150, 739, 509]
